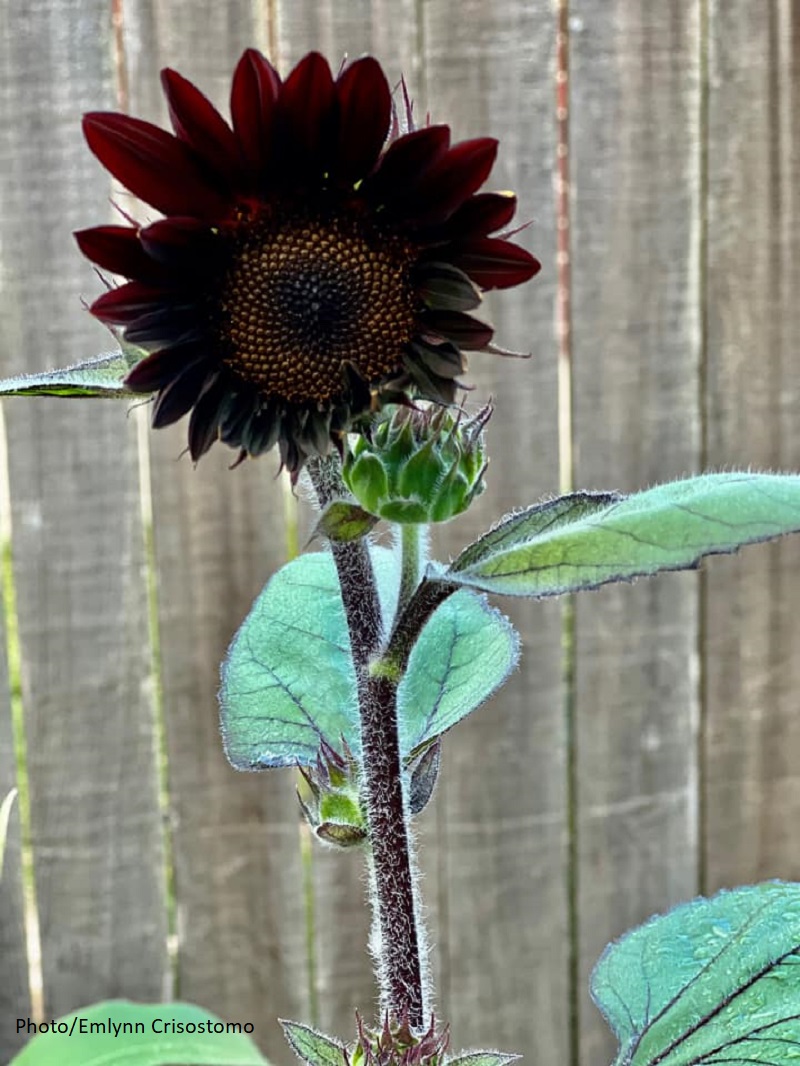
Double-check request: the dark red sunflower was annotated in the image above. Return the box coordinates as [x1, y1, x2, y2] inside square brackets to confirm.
[76, 50, 539, 473]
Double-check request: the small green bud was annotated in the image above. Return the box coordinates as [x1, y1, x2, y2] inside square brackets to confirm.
[342, 403, 491, 525]
[297, 740, 366, 850]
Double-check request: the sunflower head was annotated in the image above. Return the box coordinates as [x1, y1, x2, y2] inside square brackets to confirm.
[76, 50, 540, 476]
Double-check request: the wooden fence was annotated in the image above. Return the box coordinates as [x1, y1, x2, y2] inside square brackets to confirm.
[1, 1, 799, 1063]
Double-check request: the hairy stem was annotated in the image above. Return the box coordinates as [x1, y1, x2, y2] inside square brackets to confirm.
[397, 522, 428, 618]
[305, 457, 426, 1027]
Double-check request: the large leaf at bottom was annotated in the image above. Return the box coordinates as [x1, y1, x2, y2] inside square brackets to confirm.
[448, 473, 800, 597]
[0, 349, 142, 398]
[220, 548, 518, 768]
[591, 881, 800, 1066]
[9, 1000, 270, 1065]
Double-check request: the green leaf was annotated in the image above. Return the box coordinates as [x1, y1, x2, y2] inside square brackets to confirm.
[311, 500, 380, 544]
[220, 548, 518, 769]
[0, 348, 142, 398]
[220, 549, 394, 769]
[591, 881, 800, 1066]
[0, 787, 17, 882]
[397, 589, 518, 755]
[9, 1000, 270, 1065]
[448, 473, 800, 597]
[281, 1020, 345, 1066]
[447, 1053, 521, 1066]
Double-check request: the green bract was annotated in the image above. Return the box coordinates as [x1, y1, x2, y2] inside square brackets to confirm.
[342, 404, 490, 524]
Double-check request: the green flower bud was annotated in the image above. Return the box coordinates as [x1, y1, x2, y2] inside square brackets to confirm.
[297, 740, 366, 849]
[342, 403, 491, 524]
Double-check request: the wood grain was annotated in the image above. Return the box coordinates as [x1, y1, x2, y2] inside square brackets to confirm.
[569, 3, 703, 1062]
[0, 0, 169, 1021]
[1, 2, 799, 1061]
[702, 1, 800, 888]
[420, 2, 567, 1061]
[120, 6, 308, 1058]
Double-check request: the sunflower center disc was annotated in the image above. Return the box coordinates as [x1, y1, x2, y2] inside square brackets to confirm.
[219, 213, 418, 403]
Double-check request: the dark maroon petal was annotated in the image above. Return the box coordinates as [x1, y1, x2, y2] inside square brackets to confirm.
[188, 372, 231, 458]
[418, 309, 495, 350]
[124, 343, 207, 392]
[278, 52, 337, 181]
[90, 281, 166, 324]
[335, 57, 391, 183]
[75, 225, 168, 283]
[139, 216, 220, 268]
[404, 138, 498, 226]
[123, 306, 205, 346]
[447, 237, 541, 290]
[414, 261, 482, 311]
[363, 125, 451, 204]
[421, 191, 518, 244]
[241, 402, 281, 456]
[230, 49, 281, 177]
[151, 359, 213, 428]
[82, 112, 229, 217]
[219, 388, 259, 445]
[402, 352, 459, 405]
[412, 337, 467, 379]
[160, 68, 241, 183]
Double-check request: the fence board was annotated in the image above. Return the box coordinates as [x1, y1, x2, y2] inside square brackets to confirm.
[2, 2, 800, 1063]
[120, 7, 308, 1059]
[420, 3, 568, 1062]
[0, 549, 31, 1058]
[569, 4, 702, 1062]
[703, 1, 800, 888]
[275, 3, 421, 1041]
[0, 0, 169, 1021]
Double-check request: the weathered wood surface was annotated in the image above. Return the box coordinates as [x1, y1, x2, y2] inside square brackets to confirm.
[420, 2, 567, 1062]
[569, 4, 703, 1062]
[120, 5, 308, 1060]
[702, 1, 800, 888]
[0, 2, 168, 1060]
[0, 2, 799, 1065]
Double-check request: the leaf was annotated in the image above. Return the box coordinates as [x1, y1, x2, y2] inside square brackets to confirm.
[397, 589, 518, 754]
[447, 1053, 521, 1066]
[311, 500, 380, 544]
[281, 1020, 345, 1066]
[448, 473, 800, 597]
[9, 1000, 271, 1065]
[0, 787, 17, 882]
[220, 548, 518, 770]
[220, 551, 374, 768]
[0, 348, 142, 399]
[591, 881, 800, 1066]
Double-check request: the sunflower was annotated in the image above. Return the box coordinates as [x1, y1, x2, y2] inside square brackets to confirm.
[76, 50, 539, 474]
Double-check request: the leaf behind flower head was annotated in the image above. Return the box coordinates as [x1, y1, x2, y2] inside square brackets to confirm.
[0, 348, 143, 399]
[591, 881, 800, 1066]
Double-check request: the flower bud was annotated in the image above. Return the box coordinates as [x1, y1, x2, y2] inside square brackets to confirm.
[297, 740, 366, 849]
[342, 403, 491, 524]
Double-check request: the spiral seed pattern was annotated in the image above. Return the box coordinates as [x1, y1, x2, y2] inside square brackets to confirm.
[218, 213, 418, 402]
